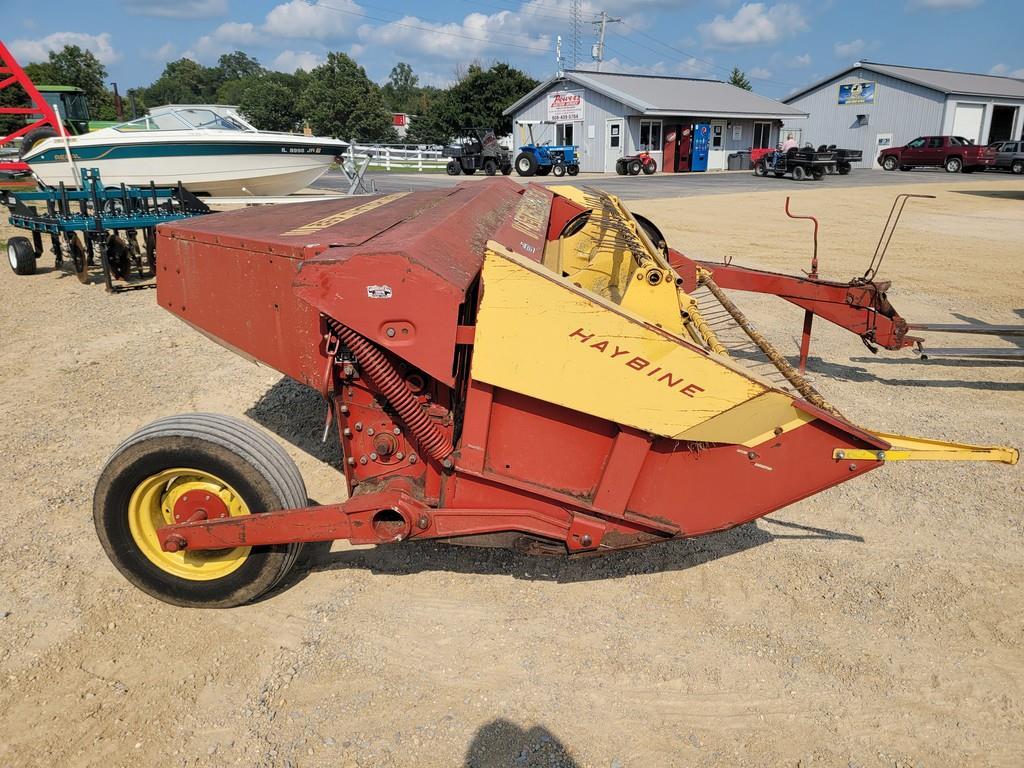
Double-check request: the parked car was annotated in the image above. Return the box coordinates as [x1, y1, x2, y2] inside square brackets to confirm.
[878, 136, 997, 173]
[989, 140, 1024, 174]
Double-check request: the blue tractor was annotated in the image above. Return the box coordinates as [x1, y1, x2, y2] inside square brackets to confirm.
[514, 120, 580, 178]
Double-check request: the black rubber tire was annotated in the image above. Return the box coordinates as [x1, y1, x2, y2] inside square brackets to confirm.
[566, 164, 579, 176]
[945, 157, 962, 173]
[483, 159, 497, 176]
[105, 235, 132, 280]
[811, 167, 825, 180]
[8, 236, 36, 275]
[551, 163, 566, 177]
[461, 165, 476, 176]
[446, 160, 461, 176]
[774, 171, 785, 178]
[642, 159, 657, 175]
[94, 413, 306, 608]
[536, 166, 551, 176]
[792, 165, 807, 181]
[627, 159, 642, 176]
[881, 156, 898, 171]
[19, 125, 59, 158]
[1012, 160, 1024, 175]
[501, 164, 513, 175]
[754, 160, 767, 177]
[837, 163, 851, 175]
[615, 159, 626, 175]
[515, 152, 537, 177]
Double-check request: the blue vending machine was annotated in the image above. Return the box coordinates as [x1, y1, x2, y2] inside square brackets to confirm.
[691, 123, 710, 172]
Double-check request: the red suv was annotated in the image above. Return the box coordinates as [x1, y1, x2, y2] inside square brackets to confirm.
[878, 136, 997, 173]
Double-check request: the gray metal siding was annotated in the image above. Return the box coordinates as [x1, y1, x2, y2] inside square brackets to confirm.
[782, 69, 945, 167]
[511, 84, 636, 173]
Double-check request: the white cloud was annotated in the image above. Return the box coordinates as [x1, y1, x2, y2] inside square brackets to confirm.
[189, 22, 264, 60]
[794, 53, 811, 66]
[357, 11, 551, 60]
[699, 3, 808, 48]
[833, 38, 865, 58]
[10, 32, 120, 65]
[122, 0, 228, 18]
[990, 63, 1024, 78]
[907, 0, 982, 8]
[264, 0, 358, 40]
[147, 41, 178, 62]
[750, 66, 772, 79]
[272, 50, 325, 72]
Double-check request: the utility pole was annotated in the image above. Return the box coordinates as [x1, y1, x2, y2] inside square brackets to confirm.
[590, 11, 622, 72]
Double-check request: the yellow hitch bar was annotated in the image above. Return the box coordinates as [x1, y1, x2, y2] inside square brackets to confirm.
[835, 432, 1018, 465]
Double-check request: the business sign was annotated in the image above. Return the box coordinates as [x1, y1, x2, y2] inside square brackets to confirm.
[547, 90, 584, 122]
[838, 81, 875, 105]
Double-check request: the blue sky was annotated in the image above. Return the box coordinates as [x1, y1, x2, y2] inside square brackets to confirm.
[6, 0, 1022, 99]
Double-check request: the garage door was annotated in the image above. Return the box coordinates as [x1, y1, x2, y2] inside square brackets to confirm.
[951, 103, 985, 144]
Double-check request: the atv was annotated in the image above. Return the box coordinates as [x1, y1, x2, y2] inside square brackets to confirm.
[615, 151, 657, 176]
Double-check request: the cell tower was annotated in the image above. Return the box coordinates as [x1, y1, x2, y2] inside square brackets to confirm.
[570, 0, 582, 69]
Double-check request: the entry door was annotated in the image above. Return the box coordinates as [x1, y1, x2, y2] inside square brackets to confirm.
[605, 119, 623, 173]
[708, 120, 727, 170]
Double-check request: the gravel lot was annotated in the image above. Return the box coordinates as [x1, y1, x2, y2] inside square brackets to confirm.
[0, 176, 1021, 767]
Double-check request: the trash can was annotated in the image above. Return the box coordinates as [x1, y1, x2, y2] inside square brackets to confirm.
[728, 150, 751, 170]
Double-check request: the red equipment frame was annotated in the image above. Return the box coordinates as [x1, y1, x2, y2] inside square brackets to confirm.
[149, 181, 892, 557]
[0, 40, 63, 176]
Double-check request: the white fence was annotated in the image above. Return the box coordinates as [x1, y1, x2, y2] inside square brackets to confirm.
[345, 143, 448, 172]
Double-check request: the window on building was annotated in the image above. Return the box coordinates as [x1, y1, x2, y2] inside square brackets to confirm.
[609, 123, 620, 148]
[753, 122, 772, 149]
[711, 123, 723, 148]
[556, 123, 575, 146]
[639, 120, 662, 151]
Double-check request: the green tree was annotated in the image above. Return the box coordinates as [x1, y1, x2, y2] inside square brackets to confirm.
[143, 58, 217, 106]
[240, 76, 301, 132]
[216, 51, 264, 82]
[728, 67, 752, 91]
[298, 52, 396, 142]
[381, 62, 419, 114]
[405, 62, 537, 145]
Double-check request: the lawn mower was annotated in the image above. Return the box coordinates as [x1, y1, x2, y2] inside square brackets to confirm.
[92, 179, 1017, 607]
[615, 151, 657, 176]
[514, 120, 580, 177]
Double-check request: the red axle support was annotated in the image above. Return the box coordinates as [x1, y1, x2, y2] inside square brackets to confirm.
[669, 249, 918, 363]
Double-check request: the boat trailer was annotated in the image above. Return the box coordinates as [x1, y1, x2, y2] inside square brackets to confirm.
[667, 194, 1023, 368]
[90, 179, 1017, 607]
[3, 168, 208, 291]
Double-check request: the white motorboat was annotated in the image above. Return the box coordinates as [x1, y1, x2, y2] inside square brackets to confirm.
[21, 105, 348, 196]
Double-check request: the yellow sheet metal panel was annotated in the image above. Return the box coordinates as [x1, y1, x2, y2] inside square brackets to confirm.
[472, 244, 777, 440]
[677, 391, 814, 447]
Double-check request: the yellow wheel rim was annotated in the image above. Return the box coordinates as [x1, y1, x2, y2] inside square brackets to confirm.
[127, 468, 253, 580]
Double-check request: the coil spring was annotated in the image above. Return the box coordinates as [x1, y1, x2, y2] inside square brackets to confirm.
[326, 319, 454, 463]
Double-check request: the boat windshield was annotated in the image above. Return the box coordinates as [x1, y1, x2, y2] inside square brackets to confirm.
[114, 107, 255, 133]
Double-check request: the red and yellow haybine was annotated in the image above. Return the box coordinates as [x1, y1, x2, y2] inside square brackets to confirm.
[93, 179, 1017, 607]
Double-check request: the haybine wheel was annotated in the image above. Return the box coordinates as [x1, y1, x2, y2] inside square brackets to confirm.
[93, 414, 305, 608]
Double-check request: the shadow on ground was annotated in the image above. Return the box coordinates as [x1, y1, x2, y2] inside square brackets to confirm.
[272, 516, 861, 595]
[951, 188, 1024, 201]
[246, 377, 343, 469]
[464, 719, 580, 768]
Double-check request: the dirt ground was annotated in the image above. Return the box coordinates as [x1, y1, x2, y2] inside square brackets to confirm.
[0, 176, 1021, 768]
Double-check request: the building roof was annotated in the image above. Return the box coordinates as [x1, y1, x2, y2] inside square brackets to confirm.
[784, 61, 1024, 103]
[504, 70, 807, 120]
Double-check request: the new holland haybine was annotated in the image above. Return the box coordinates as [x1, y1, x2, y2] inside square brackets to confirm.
[93, 178, 1017, 607]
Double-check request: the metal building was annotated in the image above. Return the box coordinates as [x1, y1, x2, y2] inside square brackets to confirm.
[504, 70, 806, 173]
[782, 61, 1024, 168]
